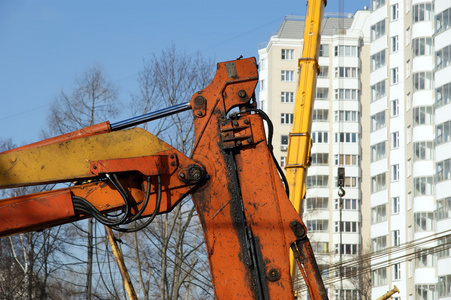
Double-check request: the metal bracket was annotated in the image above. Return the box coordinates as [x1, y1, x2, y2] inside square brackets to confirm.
[219, 118, 254, 149]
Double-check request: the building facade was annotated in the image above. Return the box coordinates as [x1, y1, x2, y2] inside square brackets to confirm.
[258, 11, 371, 299]
[369, 0, 451, 299]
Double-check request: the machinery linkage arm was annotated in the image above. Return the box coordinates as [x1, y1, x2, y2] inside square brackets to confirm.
[0, 57, 328, 299]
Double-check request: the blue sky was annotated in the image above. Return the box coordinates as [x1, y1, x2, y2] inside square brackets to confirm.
[0, 0, 368, 145]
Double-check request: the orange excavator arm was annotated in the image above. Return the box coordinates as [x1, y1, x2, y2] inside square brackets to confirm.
[0, 57, 327, 299]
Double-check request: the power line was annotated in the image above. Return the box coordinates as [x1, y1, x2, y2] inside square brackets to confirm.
[295, 229, 451, 291]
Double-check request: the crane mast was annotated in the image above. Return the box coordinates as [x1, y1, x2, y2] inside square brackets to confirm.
[286, 0, 326, 220]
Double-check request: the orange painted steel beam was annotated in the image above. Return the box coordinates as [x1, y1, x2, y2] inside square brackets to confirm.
[189, 58, 327, 299]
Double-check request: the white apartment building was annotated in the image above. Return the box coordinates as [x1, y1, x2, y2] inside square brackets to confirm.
[258, 11, 371, 299]
[369, 0, 451, 299]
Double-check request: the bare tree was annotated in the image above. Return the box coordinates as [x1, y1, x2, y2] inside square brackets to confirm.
[47, 65, 118, 134]
[128, 44, 215, 299]
[45, 65, 120, 299]
[0, 139, 66, 300]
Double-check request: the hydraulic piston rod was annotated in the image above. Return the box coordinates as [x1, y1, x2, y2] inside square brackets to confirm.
[111, 102, 192, 131]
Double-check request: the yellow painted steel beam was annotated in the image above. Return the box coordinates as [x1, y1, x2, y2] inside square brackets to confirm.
[0, 128, 170, 188]
[286, 0, 326, 276]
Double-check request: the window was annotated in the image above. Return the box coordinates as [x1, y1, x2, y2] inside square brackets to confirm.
[316, 87, 329, 99]
[281, 135, 288, 151]
[391, 35, 399, 53]
[408, 158, 412, 176]
[371, 111, 386, 132]
[416, 248, 436, 268]
[393, 196, 400, 214]
[413, 72, 433, 91]
[372, 268, 387, 287]
[391, 132, 399, 149]
[306, 197, 328, 210]
[391, 4, 399, 21]
[335, 221, 360, 233]
[436, 7, 451, 34]
[311, 242, 329, 254]
[311, 153, 329, 165]
[280, 156, 286, 167]
[437, 197, 451, 220]
[306, 175, 329, 187]
[318, 66, 329, 78]
[371, 50, 386, 71]
[372, 235, 387, 252]
[371, 20, 386, 41]
[412, 3, 433, 23]
[334, 89, 359, 100]
[335, 268, 358, 280]
[436, 45, 451, 72]
[414, 177, 434, 196]
[307, 219, 328, 232]
[393, 263, 401, 280]
[371, 0, 385, 11]
[414, 212, 435, 232]
[334, 154, 360, 166]
[436, 82, 451, 108]
[371, 141, 386, 162]
[340, 176, 359, 188]
[334, 198, 360, 210]
[437, 158, 451, 182]
[334, 110, 359, 123]
[371, 173, 386, 193]
[416, 285, 436, 300]
[281, 70, 294, 82]
[312, 109, 328, 122]
[391, 99, 399, 116]
[393, 229, 400, 246]
[335, 67, 359, 78]
[334, 132, 359, 144]
[311, 131, 328, 144]
[260, 80, 265, 91]
[406, 59, 411, 78]
[414, 141, 434, 161]
[372, 205, 387, 224]
[319, 44, 329, 57]
[335, 243, 359, 255]
[407, 125, 412, 144]
[413, 106, 434, 126]
[436, 120, 451, 145]
[392, 164, 400, 181]
[371, 80, 386, 101]
[281, 91, 294, 103]
[259, 58, 266, 70]
[281, 113, 293, 124]
[412, 37, 433, 57]
[391, 67, 399, 85]
[438, 235, 451, 259]
[335, 290, 359, 300]
[334, 45, 359, 57]
[439, 275, 451, 298]
[281, 49, 294, 60]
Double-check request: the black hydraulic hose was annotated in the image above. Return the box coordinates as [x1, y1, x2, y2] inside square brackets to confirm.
[112, 174, 163, 233]
[124, 176, 152, 224]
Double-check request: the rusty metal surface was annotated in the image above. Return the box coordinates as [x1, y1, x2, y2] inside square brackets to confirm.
[189, 57, 327, 299]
